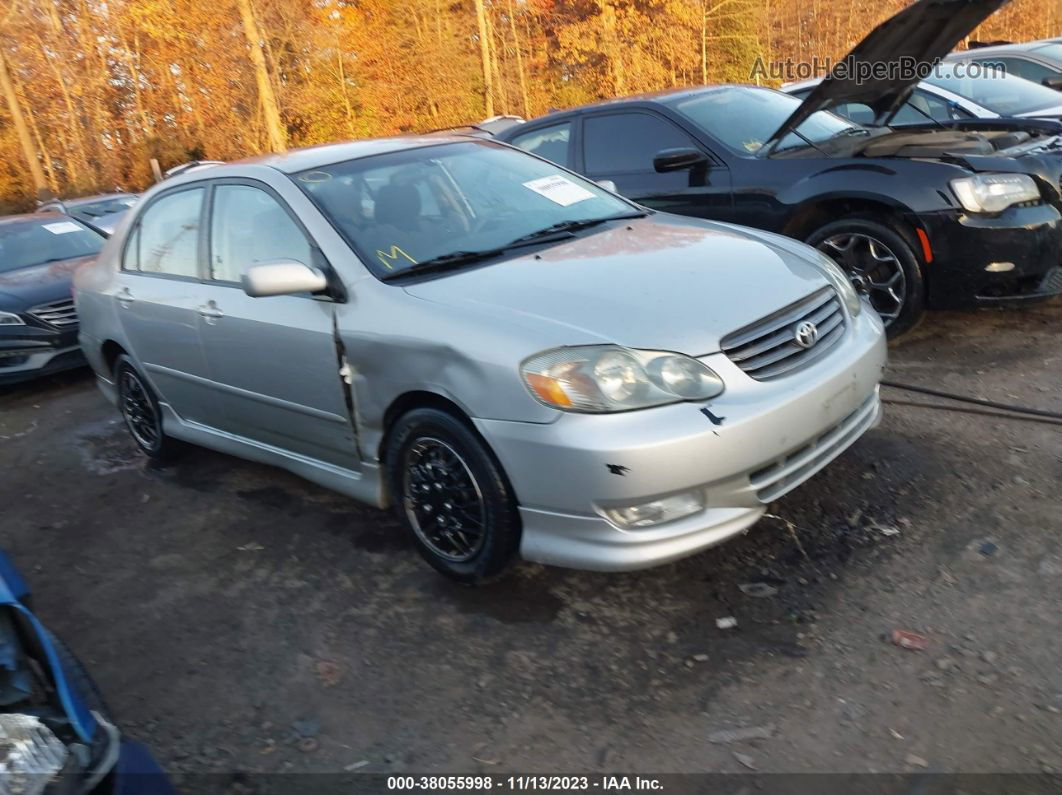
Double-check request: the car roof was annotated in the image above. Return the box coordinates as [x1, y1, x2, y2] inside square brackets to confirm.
[48, 192, 135, 207]
[783, 72, 982, 109]
[229, 133, 484, 174]
[948, 39, 1062, 59]
[545, 85, 755, 116]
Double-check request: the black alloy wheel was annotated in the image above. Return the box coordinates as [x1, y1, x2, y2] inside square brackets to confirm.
[807, 215, 927, 338]
[115, 355, 178, 459]
[386, 408, 521, 583]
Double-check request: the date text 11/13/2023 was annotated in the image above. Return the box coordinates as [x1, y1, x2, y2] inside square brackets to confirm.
[386, 776, 665, 790]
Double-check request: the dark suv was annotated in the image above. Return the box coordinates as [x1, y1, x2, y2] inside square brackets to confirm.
[498, 0, 1062, 336]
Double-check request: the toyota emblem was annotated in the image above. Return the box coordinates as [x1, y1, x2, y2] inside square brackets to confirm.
[793, 321, 819, 349]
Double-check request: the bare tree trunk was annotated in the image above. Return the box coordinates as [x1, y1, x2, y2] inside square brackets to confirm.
[0, 49, 48, 198]
[489, 14, 507, 113]
[236, 0, 287, 152]
[701, 1, 708, 84]
[474, 0, 494, 117]
[600, 2, 625, 96]
[336, 36, 354, 136]
[507, 0, 529, 116]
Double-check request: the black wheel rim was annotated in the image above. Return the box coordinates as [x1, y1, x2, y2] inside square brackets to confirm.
[120, 369, 160, 450]
[816, 232, 907, 326]
[402, 437, 486, 563]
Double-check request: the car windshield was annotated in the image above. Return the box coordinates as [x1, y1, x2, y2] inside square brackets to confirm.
[0, 218, 103, 274]
[293, 140, 638, 278]
[926, 66, 1062, 115]
[667, 86, 862, 155]
[1031, 43, 1062, 62]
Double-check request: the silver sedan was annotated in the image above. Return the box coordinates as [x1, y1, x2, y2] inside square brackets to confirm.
[75, 135, 886, 582]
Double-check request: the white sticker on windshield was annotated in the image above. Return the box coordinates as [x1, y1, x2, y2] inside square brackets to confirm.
[522, 175, 596, 207]
[43, 221, 81, 235]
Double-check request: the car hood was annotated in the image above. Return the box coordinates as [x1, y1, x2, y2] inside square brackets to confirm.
[0, 254, 93, 309]
[1017, 104, 1062, 120]
[763, 0, 1007, 153]
[402, 215, 832, 356]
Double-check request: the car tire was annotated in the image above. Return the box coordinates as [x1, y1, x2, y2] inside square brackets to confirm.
[385, 408, 521, 584]
[805, 215, 926, 338]
[114, 354, 180, 460]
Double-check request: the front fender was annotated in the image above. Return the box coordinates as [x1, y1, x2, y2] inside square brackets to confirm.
[775, 160, 961, 216]
[0, 551, 98, 744]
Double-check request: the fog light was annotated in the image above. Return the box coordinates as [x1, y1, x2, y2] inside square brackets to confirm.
[985, 261, 1015, 273]
[601, 490, 705, 529]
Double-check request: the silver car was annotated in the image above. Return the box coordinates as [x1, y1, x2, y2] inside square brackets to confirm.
[75, 135, 886, 582]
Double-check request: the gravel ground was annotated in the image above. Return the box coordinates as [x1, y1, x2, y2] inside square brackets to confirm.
[2, 301, 1060, 787]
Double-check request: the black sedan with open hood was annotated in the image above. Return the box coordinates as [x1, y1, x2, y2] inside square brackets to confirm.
[499, 0, 1062, 336]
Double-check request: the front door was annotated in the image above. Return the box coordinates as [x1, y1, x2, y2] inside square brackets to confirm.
[114, 186, 221, 426]
[196, 182, 360, 470]
[578, 110, 734, 221]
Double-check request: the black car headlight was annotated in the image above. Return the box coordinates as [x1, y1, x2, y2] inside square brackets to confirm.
[950, 173, 1040, 214]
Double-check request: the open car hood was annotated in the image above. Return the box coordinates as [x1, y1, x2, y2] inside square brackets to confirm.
[762, 0, 1008, 154]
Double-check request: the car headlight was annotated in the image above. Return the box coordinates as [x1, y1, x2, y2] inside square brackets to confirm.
[0, 713, 70, 781]
[814, 251, 862, 317]
[950, 173, 1040, 214]
[0, 310, 25, 326]
[521, 345, 725, 413]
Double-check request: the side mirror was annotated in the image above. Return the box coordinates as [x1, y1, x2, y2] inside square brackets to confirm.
[1042, 75, 1062, 90]
[653, 147, 708, 173]
[596, 179, 618, 193]
[241, 260, 328, 298]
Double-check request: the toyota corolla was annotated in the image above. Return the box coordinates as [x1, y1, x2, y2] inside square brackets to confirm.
[75, 136, 886, 582]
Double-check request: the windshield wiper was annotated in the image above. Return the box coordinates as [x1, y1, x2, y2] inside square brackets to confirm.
[380, 212, 648, 282]
[379, 248, 509, 281]
[507, 212, 647, 245]
[828, 127, 871, 140]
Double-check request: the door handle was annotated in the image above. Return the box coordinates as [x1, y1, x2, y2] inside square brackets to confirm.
[116, 287, 134, 306]
[197, 301, 224, 321]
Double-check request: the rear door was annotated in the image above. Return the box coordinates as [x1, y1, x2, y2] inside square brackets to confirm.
[195, 180, 360, 469]
[577, 110, 733, 220]
[114, 186, 220, 425]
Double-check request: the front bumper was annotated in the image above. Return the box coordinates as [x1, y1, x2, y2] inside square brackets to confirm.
[917, 203, 1062, 309]
[475, 311, 886, 571]
[0, 322, 84, 384]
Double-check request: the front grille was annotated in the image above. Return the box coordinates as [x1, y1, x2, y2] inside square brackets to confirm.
[749, 391, 879, 503]
[28, 298, 77, 327]
[721, 287, 845, 380]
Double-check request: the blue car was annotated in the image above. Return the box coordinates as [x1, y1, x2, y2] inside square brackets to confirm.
[0, 550, 171, 794]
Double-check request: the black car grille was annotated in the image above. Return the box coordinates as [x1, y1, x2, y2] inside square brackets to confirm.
[28, 298, 78, 328]
[721, 287, 845, 380]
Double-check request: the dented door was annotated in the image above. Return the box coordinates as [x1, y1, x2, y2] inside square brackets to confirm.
[195, 181, 361, 469]
[195, 286, 360, 469]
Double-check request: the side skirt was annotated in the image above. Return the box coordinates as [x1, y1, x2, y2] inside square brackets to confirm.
[158, 404, 384, 508]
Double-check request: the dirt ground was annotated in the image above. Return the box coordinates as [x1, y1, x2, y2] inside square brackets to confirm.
[2, 301, 1060, 785]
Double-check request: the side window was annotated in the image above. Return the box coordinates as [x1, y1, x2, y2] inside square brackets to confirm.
[210, 185, 313, 283]
[122, 225, 140, 271]
[985, 57, 1054, 84]
[510, 122, 573, 168]
[138, 189, 204, 278]
[583, 113, 699, 175]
